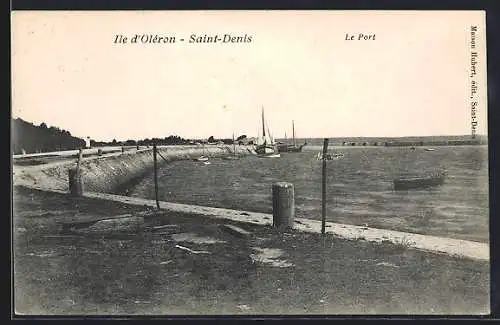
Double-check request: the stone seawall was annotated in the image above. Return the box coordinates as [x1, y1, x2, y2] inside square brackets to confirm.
[13, 145, 252, 194]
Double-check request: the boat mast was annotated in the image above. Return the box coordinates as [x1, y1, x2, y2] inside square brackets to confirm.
[261, 106, 266, 145]
[232, 133, 236, 156]
[292, 120, 296, 147]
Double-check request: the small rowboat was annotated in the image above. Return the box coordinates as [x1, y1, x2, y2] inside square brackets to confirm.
[195, 156, 209, 162]
[256, 152, 281, 158]
[393, 172, 446, 191]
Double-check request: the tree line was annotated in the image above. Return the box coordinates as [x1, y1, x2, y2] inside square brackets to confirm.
[91, 136, 192, 147]
[92, 135, 249, 147]
[12, 117, 251, 154]
[11, 118, 86, 154]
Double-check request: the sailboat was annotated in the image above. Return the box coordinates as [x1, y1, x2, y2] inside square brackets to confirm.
[278, 120, 307, 153]
[222, 133, 240, 160]
[194, 141, 210, 162]
[255, 107, 280, 158]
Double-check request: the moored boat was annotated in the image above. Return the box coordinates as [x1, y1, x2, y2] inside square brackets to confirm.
[278, 144, 303, 153]
[222, 133, 240, 160]
[256, 152, 281, 158]
[195, 155, 209, 162]
[278, 120, 307, 153]
[393, 171, 446, 190]
[255, 107, 280, 158]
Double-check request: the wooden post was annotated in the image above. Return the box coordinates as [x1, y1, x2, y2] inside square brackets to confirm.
[232, 133, 236, 156]
[69, 148, 84, 196]
[68, 169, 83, 196]
[153, 144, 160, 210]
[77, 148, 83, 168]
[76, 148, 83, 169]
[322, 138, 329, 235]
[272, 182, 295, 230]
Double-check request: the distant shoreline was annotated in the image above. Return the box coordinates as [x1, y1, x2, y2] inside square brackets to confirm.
[279, 136, 487, 148]
[301, 144, 488, 152]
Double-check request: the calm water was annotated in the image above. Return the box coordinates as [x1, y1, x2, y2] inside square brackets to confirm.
[126, 146, 489, 243]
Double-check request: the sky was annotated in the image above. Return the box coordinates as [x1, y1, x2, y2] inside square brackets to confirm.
[11, 10, 488, 142]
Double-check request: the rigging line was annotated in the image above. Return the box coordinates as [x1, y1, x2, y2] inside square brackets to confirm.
[157, 151, 170, 164]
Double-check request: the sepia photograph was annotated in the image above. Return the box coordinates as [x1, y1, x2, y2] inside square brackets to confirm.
[11, 10, 489, 315]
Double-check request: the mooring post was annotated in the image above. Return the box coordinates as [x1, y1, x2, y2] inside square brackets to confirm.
[77, 148, 83, 169]
[232, 133, 236, 156]
[68, 169, 83, 196]
[153, 144, 160, 210]
[69, 148, 84, 196]
[321, 138, 329, 235]
[272, 182, 295, 230]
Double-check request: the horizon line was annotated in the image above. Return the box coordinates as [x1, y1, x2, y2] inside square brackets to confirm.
[12, 116, 487, 142]
[87, 134, 487, 143]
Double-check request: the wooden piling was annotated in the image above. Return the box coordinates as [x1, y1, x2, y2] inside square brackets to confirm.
[153, 144, 160, 210]
[321, 138, 329, 235]
[77, 148, 83, 169]
[232, 133, 236, 156]
[69, 148, 84, 196]
[272, 182, 295, 230]
[68, 168, 83, 196]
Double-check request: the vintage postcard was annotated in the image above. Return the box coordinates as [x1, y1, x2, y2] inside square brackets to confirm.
[11, 10, 489, 316]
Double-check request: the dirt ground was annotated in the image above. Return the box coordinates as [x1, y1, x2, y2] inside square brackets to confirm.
[12, 186, 490, 315]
